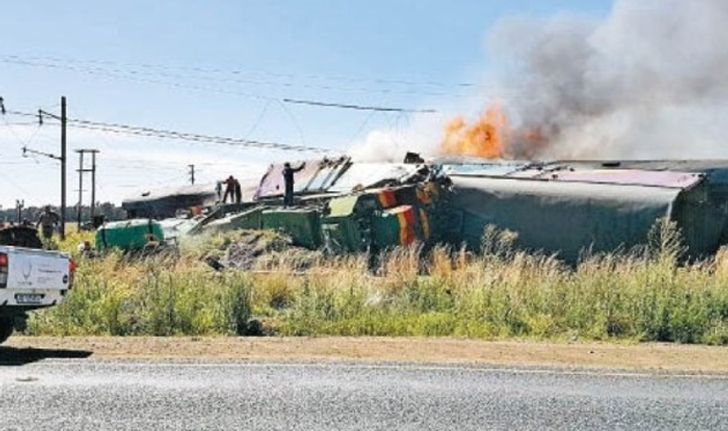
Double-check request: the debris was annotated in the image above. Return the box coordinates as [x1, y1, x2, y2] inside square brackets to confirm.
[200, 230, 319, 272]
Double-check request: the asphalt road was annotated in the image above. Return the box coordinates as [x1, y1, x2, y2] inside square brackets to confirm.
[1, 359, 727, 430]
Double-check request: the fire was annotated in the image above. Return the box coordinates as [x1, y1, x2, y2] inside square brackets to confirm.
[440, 105, 508, 159]
[440, 103, 552, 160]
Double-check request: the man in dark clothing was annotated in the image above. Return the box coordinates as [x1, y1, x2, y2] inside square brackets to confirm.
[233, 178, 242, 204]
[222, 175, 236, 203]
[36, 205, 60, 240]
[282, 162, 305, 207]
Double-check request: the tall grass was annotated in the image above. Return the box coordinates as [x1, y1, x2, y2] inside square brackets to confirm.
[26, 221, 728, 345]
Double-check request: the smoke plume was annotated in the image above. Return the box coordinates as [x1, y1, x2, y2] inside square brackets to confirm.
[351, 0, 728, 161]
[492, 0, 728, 159]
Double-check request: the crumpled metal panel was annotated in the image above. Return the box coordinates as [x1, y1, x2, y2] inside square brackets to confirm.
[254, 158, 352, 199]
[544, 169, 703, 189]
[327, 195, 359, 217]
[122, 183, 218, 219]
[123, 183, 217, 204]
[254, 161, 321, 199]
[256, 162, 322, 198]
[302, 157, 351, 191]
[327, 163, 421, 193]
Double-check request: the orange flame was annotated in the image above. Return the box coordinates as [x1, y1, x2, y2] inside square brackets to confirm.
[440, 105, 508, 159]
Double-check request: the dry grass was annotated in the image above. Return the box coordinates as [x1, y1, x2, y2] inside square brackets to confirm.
[26, 220, 728, 345]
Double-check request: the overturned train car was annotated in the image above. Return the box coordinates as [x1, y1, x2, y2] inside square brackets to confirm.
[444, 161, 728, 262]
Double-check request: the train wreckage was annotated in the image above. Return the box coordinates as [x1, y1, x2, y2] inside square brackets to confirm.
[107, 157, 728, 263]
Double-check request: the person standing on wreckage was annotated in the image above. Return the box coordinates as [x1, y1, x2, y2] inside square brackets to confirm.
[234, 177, 242, 204]
[222, 175, 236, 203]
[282, 162, 306, 207]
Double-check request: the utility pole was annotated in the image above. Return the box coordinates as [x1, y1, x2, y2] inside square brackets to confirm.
[19, 96, 67, 238]
[13, 96, 67, 238]
[75, 149, 99, 230]
[188, 164, 195, 185]
[15, 199, 24, 224]
[90, 151, 97, 221]
[60, 96, 67, 240]
[77, 151, 84, 229]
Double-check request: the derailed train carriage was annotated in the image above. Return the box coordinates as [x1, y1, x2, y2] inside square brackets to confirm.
[444, 160, 728, 262]
[105, 156, 728, 263]
[122, 184, 219, 219]
[199, 158, 448, 254]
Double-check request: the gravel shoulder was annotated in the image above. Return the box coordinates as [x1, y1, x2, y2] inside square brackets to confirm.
[3, 336, 728, 374]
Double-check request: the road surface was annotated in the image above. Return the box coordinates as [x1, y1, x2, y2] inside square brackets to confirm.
[1, 359, 727, 430]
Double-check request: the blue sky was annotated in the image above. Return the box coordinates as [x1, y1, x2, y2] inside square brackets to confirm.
[0, 0, 611, 208]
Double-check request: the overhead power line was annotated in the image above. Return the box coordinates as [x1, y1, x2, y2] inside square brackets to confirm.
[281, 98, 438, 113]
[4, 106, 332, 154]
[0, 54, 476, 92]
[22, 145, 62, 161]
[1, 55, 441, 113]
[3, 109, 38, 119]
[28, 109, 335, 154]
[69, 123, 331, 153]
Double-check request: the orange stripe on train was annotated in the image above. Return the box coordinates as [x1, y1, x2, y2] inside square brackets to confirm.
[378, 190, 397, 208]
[396, 206, 417, 245]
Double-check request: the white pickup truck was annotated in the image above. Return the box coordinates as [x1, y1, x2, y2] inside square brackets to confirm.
[0, 244, 75, 344]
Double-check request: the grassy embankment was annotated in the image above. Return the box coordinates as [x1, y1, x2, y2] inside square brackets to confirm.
[26, 221, 728, 345]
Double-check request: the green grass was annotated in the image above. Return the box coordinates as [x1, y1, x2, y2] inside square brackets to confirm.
[25, 220, 728, 345]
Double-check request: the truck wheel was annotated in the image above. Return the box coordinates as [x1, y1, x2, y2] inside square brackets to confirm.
[0, 318, 13, 345]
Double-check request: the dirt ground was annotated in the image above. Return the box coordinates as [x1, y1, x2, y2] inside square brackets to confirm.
[4, 336, 728, 374]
